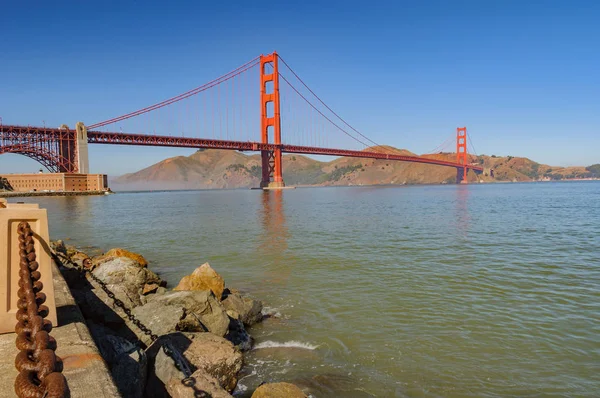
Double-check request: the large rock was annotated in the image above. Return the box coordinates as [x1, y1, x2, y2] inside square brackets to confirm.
[131, 290, 230, 345]
[146, 333, 242, 396]
[75, 283, 139, 326]
[88, 323, 147, 398]
[95, 248, 149, 267]
[251, 382, 307, 398]
[222, 291, 263, 326]
[174, 263, 225, 300]
[167, 370, 233, 398]
[180, 333, 243, 392]
[91, 257, 164, 307]
[103, 335, 147, 398]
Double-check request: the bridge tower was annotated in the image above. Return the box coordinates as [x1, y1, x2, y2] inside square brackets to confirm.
[456, 127, 468, 183]
[56, 122, 89, 173]
[75, 122, 90, 173]
[259, 52, 285, 189]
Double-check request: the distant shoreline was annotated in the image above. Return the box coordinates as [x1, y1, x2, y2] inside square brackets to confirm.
[0, 190, 111, 198]
[108, 178, 600, 194]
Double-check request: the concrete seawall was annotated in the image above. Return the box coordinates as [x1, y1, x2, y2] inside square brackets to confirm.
[0, 263, 120, 397]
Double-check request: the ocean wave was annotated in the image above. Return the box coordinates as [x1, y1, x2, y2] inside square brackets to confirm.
[253, 340, 319, 350]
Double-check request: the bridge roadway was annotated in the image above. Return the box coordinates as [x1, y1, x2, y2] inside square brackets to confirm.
[1, 125, 484, 173]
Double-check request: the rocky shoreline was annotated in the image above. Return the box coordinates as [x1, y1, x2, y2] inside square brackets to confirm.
[51, 241, 307, 398]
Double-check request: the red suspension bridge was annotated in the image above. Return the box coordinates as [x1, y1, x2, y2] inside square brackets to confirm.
[0, 52, 483, 185]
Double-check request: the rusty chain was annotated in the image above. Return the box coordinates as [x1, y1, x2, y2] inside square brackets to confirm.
[14, 222, 67, 398]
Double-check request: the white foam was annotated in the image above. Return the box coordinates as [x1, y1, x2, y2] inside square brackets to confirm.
[253, 340, 319, 350]
[261, 307, 282, 318]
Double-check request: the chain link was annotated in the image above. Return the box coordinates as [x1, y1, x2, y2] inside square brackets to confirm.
[14, 222, 67, 398]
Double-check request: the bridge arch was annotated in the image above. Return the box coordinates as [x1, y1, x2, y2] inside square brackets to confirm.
[0, 145, 65, 173]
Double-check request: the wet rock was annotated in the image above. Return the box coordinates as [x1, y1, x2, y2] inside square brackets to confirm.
[225, 313, 253, 351]
[167, 370, 233, 398]
[95, 248, 149, 267]
[146, 332, 242, 396]
[251, 382, 307, 398]
[131, 290, 230, 345]
[174, 262, 225, 300]
[222, 291, 263, 326]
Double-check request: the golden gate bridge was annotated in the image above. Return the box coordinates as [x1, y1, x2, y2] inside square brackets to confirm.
[0, 52, 483, 185]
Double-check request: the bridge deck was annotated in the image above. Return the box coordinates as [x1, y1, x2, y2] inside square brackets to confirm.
[1, 125, 483, 172]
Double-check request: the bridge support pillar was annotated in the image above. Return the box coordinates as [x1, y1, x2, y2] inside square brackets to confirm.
[456, 167, 468, 184]
[259, 52, 285, 189]
[75, 122, 90, 174]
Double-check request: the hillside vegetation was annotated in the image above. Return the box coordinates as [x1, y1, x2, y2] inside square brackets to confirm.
[112, 148, 597, 190]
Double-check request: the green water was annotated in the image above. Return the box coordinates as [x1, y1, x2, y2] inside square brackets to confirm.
[21, 182, 600, 397]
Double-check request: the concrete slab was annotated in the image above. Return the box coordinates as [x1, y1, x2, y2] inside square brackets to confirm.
[0, 263, 120, 397]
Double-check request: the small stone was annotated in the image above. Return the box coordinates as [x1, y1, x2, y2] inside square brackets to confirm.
[173, 262, 225, 300]
[142, 283, 160, 295]
[251, 382, 307, 398]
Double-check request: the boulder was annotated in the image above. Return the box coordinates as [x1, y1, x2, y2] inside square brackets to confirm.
[146, 336, 188, 398]
[91, 257, 164, 306]
[146, 333, 242, 396]
[71, 251, 91, 268]
[101, 334, 147, 398]
[167, 370, 233, 398]
[173, 263, 225, 300]
[221, 291, 263, 326]
[99, 248, 149, 267]
[251, 382, 307, 398]
[71, 285, 133, 327]
[131, 290, 230, 345]
[131, 303, 185, 345]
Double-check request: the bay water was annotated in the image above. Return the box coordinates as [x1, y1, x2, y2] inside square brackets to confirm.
[20, 182, 600, 397]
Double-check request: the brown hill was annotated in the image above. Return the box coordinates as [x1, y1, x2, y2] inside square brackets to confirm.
[112, 148, 593, 190]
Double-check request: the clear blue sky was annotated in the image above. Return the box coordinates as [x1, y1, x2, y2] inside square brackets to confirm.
[1, 0, 598, 175]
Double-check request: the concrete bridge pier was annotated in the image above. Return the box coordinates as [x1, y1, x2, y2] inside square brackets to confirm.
[75, 122, 90, 174]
